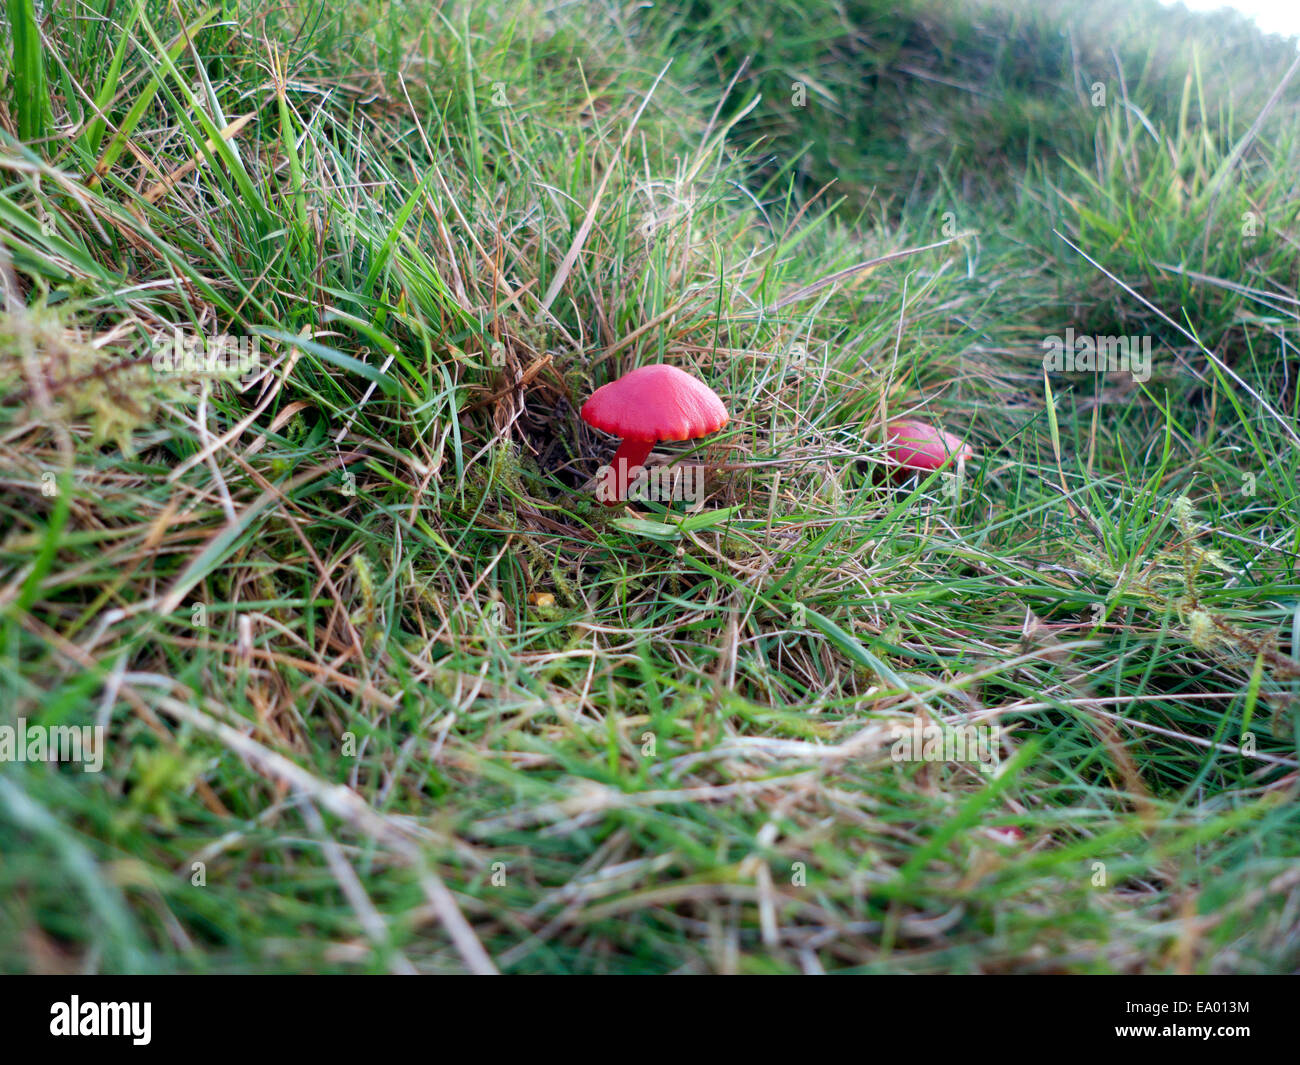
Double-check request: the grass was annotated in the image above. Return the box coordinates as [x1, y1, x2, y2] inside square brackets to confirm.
[0, 0, 1297, 974]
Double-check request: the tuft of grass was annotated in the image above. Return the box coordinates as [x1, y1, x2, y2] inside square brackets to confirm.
[4, 0, 50, 144]
[0, 0, 1297, 974]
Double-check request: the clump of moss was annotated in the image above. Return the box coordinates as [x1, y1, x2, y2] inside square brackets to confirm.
[0, 305, 170, 455]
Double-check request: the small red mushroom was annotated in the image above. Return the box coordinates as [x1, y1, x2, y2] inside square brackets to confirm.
[580, 364, 729, 505]
[884, 419, 974, 473]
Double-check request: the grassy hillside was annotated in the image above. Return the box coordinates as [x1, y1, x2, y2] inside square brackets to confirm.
[0, 0, 1297, 973]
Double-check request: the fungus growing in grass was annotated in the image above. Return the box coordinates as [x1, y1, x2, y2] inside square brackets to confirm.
[580, 364, 728, 505]
[884, 419, 974, 474]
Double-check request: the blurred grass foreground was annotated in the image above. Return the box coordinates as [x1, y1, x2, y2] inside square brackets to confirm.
[0, 0, 1298, 973]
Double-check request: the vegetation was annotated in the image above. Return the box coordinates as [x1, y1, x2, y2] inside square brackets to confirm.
[1, 0, 1297, 973]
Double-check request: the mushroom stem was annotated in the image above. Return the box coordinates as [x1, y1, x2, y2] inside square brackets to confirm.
[601, 437, 654, 504]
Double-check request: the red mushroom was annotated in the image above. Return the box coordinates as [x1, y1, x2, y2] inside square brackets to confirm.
[884, 419, 974, 473]
[580, 364, 729, 505]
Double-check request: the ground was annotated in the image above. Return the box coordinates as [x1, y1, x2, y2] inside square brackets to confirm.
[0, 0, 1298, 973]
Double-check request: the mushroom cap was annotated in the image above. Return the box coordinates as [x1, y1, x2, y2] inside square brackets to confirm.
[581, 364, 728, 443]
[884, 419, 974, 472]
